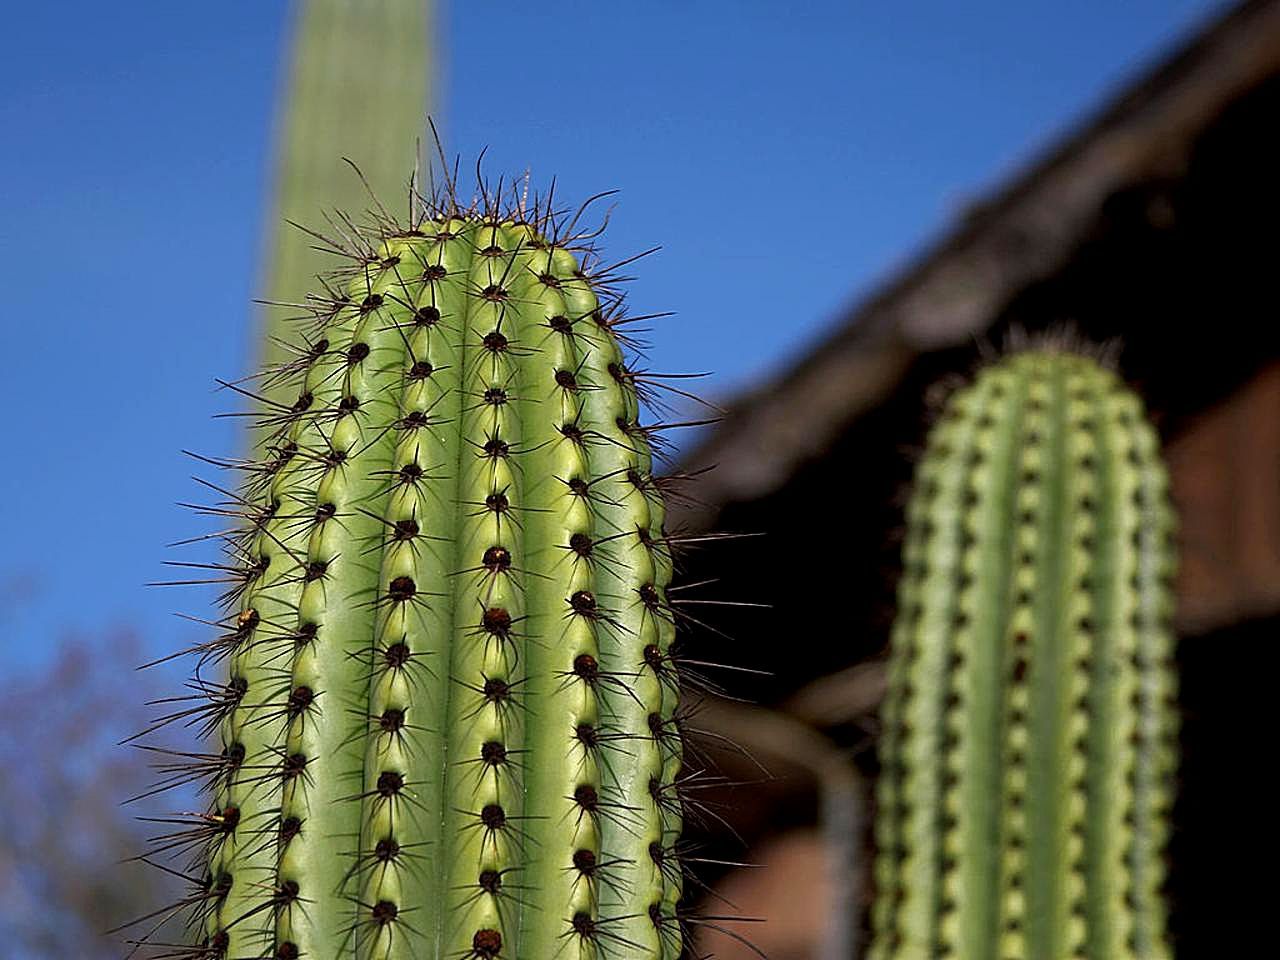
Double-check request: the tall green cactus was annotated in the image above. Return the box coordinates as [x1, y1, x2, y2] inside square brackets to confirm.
[145, 185, 689, 959]
[871, 349, 1178, 960]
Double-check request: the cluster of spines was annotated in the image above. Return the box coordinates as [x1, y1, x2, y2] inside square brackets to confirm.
[126, 178, 712, 959]
[871, 350, 1178, 960]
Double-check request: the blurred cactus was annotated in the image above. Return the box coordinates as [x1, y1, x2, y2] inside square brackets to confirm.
[256, 0, 433, 423]
[872, 349, 1178, 960]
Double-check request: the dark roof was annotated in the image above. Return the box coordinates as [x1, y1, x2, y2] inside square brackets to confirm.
[674, 0, 1280, 531]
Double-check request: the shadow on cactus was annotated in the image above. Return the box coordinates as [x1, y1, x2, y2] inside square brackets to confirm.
[123, 159, 730, 960]
[871, 345, 1178, 960]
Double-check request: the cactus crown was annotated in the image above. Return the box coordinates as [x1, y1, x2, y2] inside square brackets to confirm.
[872, 348, 1178, 960]
[138, 178, 690, 959]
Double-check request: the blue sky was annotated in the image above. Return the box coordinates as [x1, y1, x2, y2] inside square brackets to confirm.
[0, 0, 1230, 670]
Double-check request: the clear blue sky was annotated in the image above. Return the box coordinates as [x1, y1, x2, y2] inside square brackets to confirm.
[0, 0, 1230, 670]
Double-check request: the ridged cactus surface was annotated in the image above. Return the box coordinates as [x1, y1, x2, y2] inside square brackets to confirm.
[871, 350, 1178, 960]
[158, 190, 687, 959]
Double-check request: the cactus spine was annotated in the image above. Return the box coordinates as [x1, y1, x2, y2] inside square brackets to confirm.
[168, 188, 685, 959]
[871, 350, 1178, 960]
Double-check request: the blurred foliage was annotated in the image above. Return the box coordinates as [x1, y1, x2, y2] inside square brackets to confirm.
[0, 632, 180, 957]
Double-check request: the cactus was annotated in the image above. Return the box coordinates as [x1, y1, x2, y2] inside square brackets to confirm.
[255, 0, 434, 431]
[140, 181, 691, 960]
[871, 349, 1178, 960]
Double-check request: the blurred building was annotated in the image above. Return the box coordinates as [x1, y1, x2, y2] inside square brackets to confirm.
[678, 2, 1280, 956]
